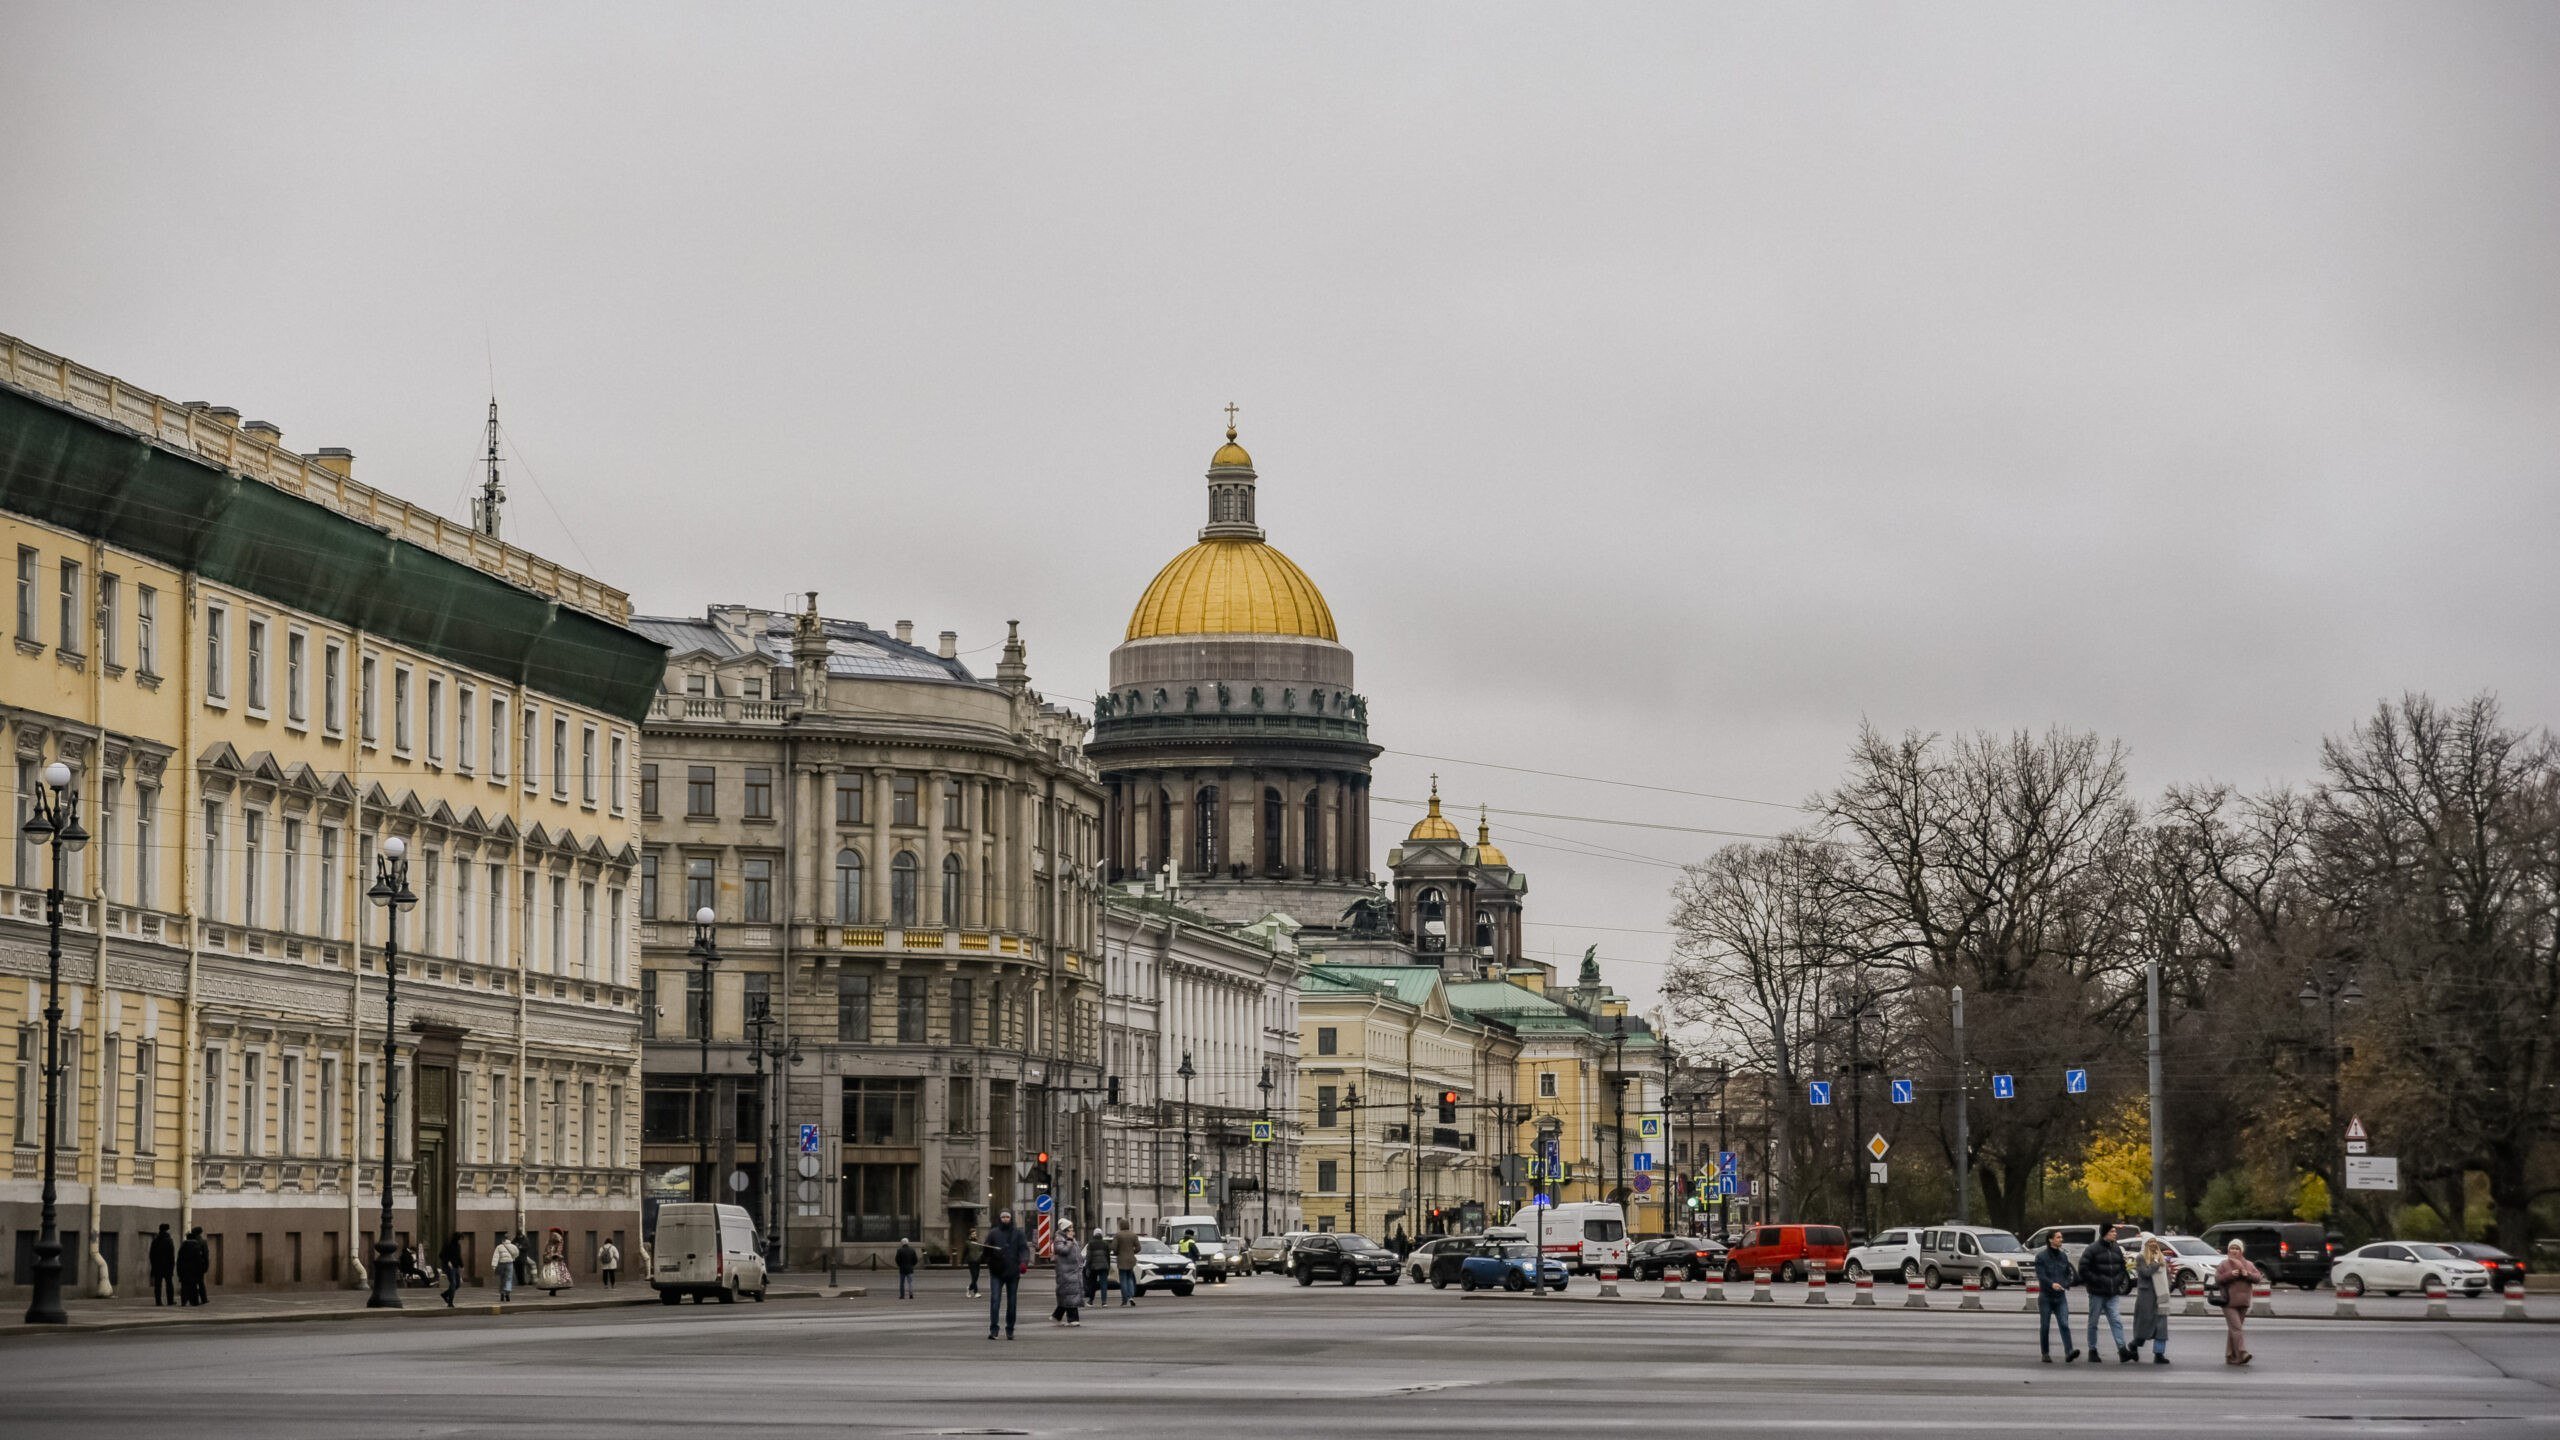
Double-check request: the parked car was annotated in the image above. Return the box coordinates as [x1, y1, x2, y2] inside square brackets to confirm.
[1293, 1233, 1404, 1286]
[1130, 1236, 1197, 1296]
[2437, 1242, 2528, 1292]
[1162, 1216, 1233, 1282]
[1249, 1233, 1310, 1274]
[2331, 1242, 2493, 1298]
[1913, 1224, 2030, 1290]
[1724, 1224, 1851, 1283]
[2022, 1223, 2109, 1271]
[1627, 1236, 1727, 1281]
[650, 1202, 769, 1305]
[1407, 1237, 1465, 1283]
[1843, 1228, 1925, 1285]
[2199, 1220, 2334, 1290]
[1457, 1239, 1572, 1293]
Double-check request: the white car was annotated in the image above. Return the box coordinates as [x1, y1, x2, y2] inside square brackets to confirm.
[2134, 1234, 2224, 1292]
[1843, 1228, 1926, 1284]
[2332, 1242, 2493, 1298]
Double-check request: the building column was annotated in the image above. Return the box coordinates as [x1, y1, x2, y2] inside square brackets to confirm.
[869, 767, 894, 922]
[925, 768, 948, 928]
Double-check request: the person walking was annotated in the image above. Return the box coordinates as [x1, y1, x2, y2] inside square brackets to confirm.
[537, 1228, 574, 1296]
[2033, 1229, 2080, 1363]
[2133, 1235, 2173, 1365]
[965, 1223, 985, 1299]
[1084, 1227, 1111, 1308]
[492, 1233, 520, 1303]
[598, 1238, 621, 1289]
[981, 1210, 1032, 1340]
[514, 1231, 535, 1291]
[2215, 1239, 2263, 1366]
[2079, 1223, 2134, 1363]
[895, 1237, 920, 1300]
[439, 1232, 465, 1308]
[148, 1223, 177, 1307]
[177, 1226, 210, 1307]
[1051, 1221, 1087, 1327]
[1114, 1220, 1141, 1307]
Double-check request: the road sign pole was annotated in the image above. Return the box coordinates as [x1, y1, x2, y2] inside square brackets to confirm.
[2145, 957, 2165, 1235]
[1952, 986, 1969, 1226]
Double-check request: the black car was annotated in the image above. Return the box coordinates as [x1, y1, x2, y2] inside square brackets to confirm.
[2199, 1220, 2332, 1291]
[2440, 1242, 2528, 1291]
[1293, 1233, 1404, 1286]
[1628, 1237, 1728, 1281]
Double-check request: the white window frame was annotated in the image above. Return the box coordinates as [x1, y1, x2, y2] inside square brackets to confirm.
[456, 683, 476, 773]
[136, 584, 157, 675]
[359, 655, 379, 745]
[323, 639, 344, 735]
[245, 615, 268, 713]
[426, 675, 445, 764]
[285, 628, 308, 726]
[204, 602, 229, 703]
[393, 664, 414, 753]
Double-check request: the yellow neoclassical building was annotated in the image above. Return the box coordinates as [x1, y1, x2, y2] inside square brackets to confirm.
[0, 334, 664, 1297]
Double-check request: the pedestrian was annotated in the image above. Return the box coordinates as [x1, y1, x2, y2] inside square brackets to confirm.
[1051, 1221, 1087, 1327]
[2033, 1229, 2080, 1363]
[439, 1232, 465, 1308]
[2133, 1235, 2172, 1365]
[2078, 1222, 2134, 1364]
[965, 1222, 985, 1299]
[598, 1238, 621, 1289]
[1114, 1219, 1141, 1307]
[514, 1231, 534, 1291]
[148, 1223, 177, 1307]
[895, 1237, 920, 1300]
[177, 1226, 210, 1306]
[537, 1228, 574, 1296]
[1085, 1226, 1111, 1306]
[981, 1210, 1033, 1341]
[492, 1233, 520, 1303]
[2214, 1239, 2263, 1366]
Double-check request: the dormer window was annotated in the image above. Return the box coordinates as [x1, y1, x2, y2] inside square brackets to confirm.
[743, 675, 764, 700]
[684, 674, 708, 697]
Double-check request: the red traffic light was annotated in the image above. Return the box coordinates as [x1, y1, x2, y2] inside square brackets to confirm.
[1037, 1151, 1051, 1165]
[1440, 1091, 1459, 1106]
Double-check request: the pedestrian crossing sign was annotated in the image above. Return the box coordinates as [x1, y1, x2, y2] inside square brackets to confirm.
[1639, 1115, 1662, 1141]
[1187, 1175, 1204, 1198]
[1251, 1120, 1273, 1144]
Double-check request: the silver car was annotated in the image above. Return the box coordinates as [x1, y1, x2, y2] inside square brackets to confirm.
[1913, 1224, 2030, 1290]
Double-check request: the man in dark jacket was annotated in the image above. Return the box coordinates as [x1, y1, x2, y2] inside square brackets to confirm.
[177, 1226, 211, 1306]
[2032, 1230, 2079, 1363]
[894, 1238, 920, 1300]
[2078, 1224, 2133, 1363]
[1113, 1221, 1141, 1307]
[981, 1212, 1032, 1340]
[439, 1232, 466, 1308]
[148, 1224, 178, 1306]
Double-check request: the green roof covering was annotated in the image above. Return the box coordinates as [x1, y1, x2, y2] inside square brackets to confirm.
[0, 385, 665, 721]
[1309, 964, 1445, 1008]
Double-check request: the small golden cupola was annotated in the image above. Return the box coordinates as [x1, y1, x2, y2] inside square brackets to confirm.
[1407, 775, 1464, 843]
[1473, 806, 1509, 867]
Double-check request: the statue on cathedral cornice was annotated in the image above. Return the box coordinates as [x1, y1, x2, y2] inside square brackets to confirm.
[1341, 884, 1394, 936]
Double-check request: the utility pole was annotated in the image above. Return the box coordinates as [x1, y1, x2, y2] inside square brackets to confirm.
[1715, 1065, 1731, 1241]
[1257, 1065, 1274, 1238]
[1848, 992, 1868, 1239]
[1951, 986, 1969, 1226]
[2145, 957, 2165, 1235]
[1346, 1085, 1362, 1236]
[472, 397, 506, 539]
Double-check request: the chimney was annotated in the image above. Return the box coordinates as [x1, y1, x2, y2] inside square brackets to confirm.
[937, 630, 958, 659]
[894, 620, 913, 646]
[309, 447, 354, 478]
[995, 619, 1030, 692]
[204, 406, 241, 429]
[241, 420, 283, 447]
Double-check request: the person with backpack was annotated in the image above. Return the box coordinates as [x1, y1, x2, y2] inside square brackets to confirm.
[2079, 1223, 2134, 1363]
[2032, 1229, 2079, 1363]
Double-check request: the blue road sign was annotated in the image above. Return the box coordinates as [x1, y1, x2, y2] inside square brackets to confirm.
[2065, 1068, 2089, 1095]
[798, 1123, 821, 1154]
[1716, 1150, 1738, 1177]
[1531, 1193, 1552, 1208]
[1251, 1120, 1273, 1143]
[1715, 1176, 1737, 1196]
[1187, 1175, 1204, 1198]
[1992, 1074, 2016, 1100]
[1632, 1152, 1654, 1174]
[1890, 1079, 1914, 1105]
[1034, 1193, 1054, 1214]
[1639, 1115, 1663, 1141]
[1808, 1081, 1832, 1106]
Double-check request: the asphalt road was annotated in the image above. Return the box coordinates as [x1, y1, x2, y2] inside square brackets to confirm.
[4, 1274, 2554, 1439]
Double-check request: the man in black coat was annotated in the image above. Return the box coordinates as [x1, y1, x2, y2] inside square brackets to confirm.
[177, 1226, 211, 1306]
[980, 1212, 1033, 1341]
[2032, 1231, 2079, 1363]
[2078, 1224, 2134, 1364]
[439, 1232, 466, 1308]
[148, 1224, 178, 1306]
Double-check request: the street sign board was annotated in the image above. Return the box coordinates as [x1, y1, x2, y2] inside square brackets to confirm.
[796, 1179, 819, 1203]
[2065, 1068, 2089, 1095]
[1034, 1192, 1054, 1214]
[1531, 1194, 1551, 1208]
[796, 1154, 820, 1180]
[2346, 1139, 2369, 1155]
[799, 1123, 821, 1154]
[1251, 1120, 1273, 1144]
[2345, 1155, 2399, 1192]
[1631, 1152, 1654, 1174]
[1639, 1115, 1662, 1141]
[1716, 1150, 1737, 1177]
[1634, 1174, 1652, 1193]
[727, 1170, 750, 1194]
[1808, 1081, 1832, 1107]
[1991, 1074, 2016, 1100]
[1866, 1133, 1889, 1161]
[2345, 1116, 2368, 1141]
[1890, 1079, 1914, 1104]
[1187, 1175, 1205, 1198]
[1869, 1162, 1888, 1185]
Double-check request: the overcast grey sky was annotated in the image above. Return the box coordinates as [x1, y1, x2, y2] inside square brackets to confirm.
[7, 3, 2556, 1007]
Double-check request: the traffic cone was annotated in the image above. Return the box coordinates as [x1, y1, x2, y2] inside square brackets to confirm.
[2183, 1278, 2208, 1318]
[2333, 1277, 2361, 1319]
[1705, 1269, 1729, 1303]
[2254, 1277, 2276, 1319]
[1598, 1267, 1621, 1298]
[1661, 1265, 1687, 1301]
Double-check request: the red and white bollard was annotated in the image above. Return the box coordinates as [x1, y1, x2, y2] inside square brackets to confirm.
[2253, 1277, 2276, 1319]
[2183, 1278, 2208, 1318]
[1904, 1272, 1929, 1310]
[1661, 1266, 1687, 1301]
[1751, 1267, 1775, 1304]
[2021, 1278, 2041, 1313]
[2424, 1276, 2449, 1321]
[2333, 1276, 2362, 1318]
[1598, 1266, 1621, 1298]
[1805, 1260, 1829, 1306]
[1704, 1268, 1729, 1303]
[1959, 1272, 1985, 1312]
[1852, 1271, 1875, 1307]
[2505, 1280, 2530, 1321]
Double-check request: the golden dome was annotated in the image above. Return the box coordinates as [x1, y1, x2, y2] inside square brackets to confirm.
[1474, 807, 1509, 867]
[1407, 777, 1463, 842]
[1212, 440, 1254, 469]
[1125, 537, 1338, 641]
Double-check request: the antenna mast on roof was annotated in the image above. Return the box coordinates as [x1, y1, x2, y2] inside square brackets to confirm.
[471, 396, 506, 540]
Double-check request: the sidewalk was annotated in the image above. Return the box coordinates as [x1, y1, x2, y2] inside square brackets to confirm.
[0, 1279, 856, 1339]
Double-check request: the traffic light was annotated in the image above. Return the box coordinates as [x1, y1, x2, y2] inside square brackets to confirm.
[1035, 1151, 1053, 1187]
[1438, 1090, 1459, 1124]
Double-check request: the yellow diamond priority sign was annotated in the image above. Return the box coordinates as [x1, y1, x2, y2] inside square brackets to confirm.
[1867, 1133, 1890, 1161]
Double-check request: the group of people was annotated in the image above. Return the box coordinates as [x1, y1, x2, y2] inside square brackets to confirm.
[145, 1223, 211, 1306]
[884, 1213, 1164, 1339]
[2032, 1224, 2267, 1367]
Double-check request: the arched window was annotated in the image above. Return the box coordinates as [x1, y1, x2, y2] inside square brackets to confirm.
[941, 854, 963, 928]
[1475, 913, 1495, 954]
[835, 849, 863, 923]
[1155, 788, 1171, 873]
[1262, 787, 1285, 873]
[1303, 790, 1322, 875]
[1193, 786, 1220, 874]
[890, 851, 919, 928]
[1416, 887, 1447, 952]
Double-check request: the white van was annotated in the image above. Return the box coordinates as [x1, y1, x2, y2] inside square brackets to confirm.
[1521, 1202, 1629, 1274]
[652, 1202, 769, 1304]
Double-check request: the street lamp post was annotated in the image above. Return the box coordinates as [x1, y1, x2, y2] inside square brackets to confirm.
[744, 995, 803, 1269]
[1256, 1065, 1274, 1237]
[1606, 1019, 1630, 1214]
[364, 834, 418, 1310]
[1177, 1051, 1195, 1212]
[2299, 965, 2364, 1215]
[1713, 1063, 1731, 1242]
[688, 908, 721, 1202]
[19, 760, 87, 1325]
[1345, 1084, 1362, 1235]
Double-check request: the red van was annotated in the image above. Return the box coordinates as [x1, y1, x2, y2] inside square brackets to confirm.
[1723, 1224, 1851, 1283]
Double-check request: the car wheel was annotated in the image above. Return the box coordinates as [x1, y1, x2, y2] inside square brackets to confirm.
[1506, 1271, 1527, 1292]
[659, 1289, 681, 1306]
[1341, 1270, 1358, 1286]
[1784, 1262, 1803, 1283]
[1844, 1261, 1865, 1281]
[1902, 1260, 1921, 1285]
[1925, 1266, 1942, 1291]
[1461, 1273, 1477, 1292]
[1725, 1261, 1742, 1283]
[1434, 1274, 1450, 1290]
[2297, 1280, 2318, 1291]
[2422, 1274, 2443, 1293]
[1981, 1272, 1999, 1291]
[1297, 1266, 1314, 1287]
[716, 1285, 736, 1304]
[1386, 1273, 1401, 1286]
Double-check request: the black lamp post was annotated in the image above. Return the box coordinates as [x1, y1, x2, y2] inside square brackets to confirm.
[744, 994, 803, 1268]
[20, 760, 86, 1325]
[688, 907, 721, 1202]
[1176, 1051, 1195, 1211]
[1256, 1064, 1274, 1238]
[1344, 1084, 1361, 1235]
[2299, 965, 2363, 1214]
[364, 834, 417, 1309]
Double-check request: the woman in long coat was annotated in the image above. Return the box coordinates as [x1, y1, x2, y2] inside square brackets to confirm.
[1051, 1221, 1088, 1327]
[2214, 1240, 2263, 1365]
[2132, 1236, 2172, 1364]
